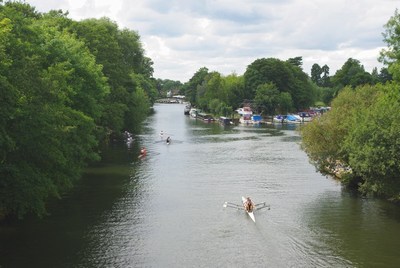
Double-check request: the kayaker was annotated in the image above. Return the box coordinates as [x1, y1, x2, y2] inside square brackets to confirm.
[139, 147, 147, 158]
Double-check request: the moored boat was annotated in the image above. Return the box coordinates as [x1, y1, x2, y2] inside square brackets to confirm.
[184, 104, 191, 115]
[273, 114, 302, 124]
[189, 108, 198, 118]
[236, 107, 253, 124]
[219, 116, 233, 126]
[197, 112, 215, 122]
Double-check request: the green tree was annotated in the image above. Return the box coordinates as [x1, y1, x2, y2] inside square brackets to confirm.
[331, 58, 373, 90]
[378, 67, 392, 83]
[254, 82, 280, 115]
[244, 57, 314, 111]
[287, 56, 303, 68]
[379, 8, 400, 81]
[301, 85, 381, 187]
[224, 73, 245, 110]
[157, 79, 183, 96]
[0, 1, 108, 218]
[183, 67, 208, 105]
[321, 64, 331, 87]
[343, 83, 400, 199]
[203, 71, 225, 103]
[72, 17, 155, 134]
[311, 63, 322, 85]
[278, 92, 294, 114]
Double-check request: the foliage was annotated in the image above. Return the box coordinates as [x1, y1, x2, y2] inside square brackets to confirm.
[379, 8, 400, 82]
[244, 57, 315, 112]
[72, 17, 156, 134]
[301, 9, 400, 201]
[331, 58, 373, 90]
[300, 84, 400, 200]
[254, 83, 280, 115]
[311, 63, 323, 85]
[286, 56, 303, 68]
[278, 92, 294, 114]
[157, 79, 183, 96]
[183, 67, 209, 104]
[0, 1, 154, 219]
[343, 83, 400, 200]
[223, 73, 245, 109]
[311, 64, 331, 87]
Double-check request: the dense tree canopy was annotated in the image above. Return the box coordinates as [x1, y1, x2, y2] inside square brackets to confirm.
[0, 1, 155, 219]
[331, 58, 373, 90]
[301, 8, 400, 202]
[244, 57, 315, 111]
[380, 8, 400, 82]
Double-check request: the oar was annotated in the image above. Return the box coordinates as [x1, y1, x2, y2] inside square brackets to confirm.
[223, 202, 243, 210]
[255, 202, 271, 210]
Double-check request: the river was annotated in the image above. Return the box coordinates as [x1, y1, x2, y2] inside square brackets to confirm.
[1, 103, 399, 268]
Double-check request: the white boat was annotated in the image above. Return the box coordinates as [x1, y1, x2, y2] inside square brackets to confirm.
[189, 108, 198, 118]
[242, 196, 256, 222]
[236, 107, 253, 124]
[223, 197, 270, 223]
[184, 103, 191, 115]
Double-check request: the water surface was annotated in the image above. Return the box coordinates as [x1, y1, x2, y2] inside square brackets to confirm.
[1, 104, 399, 268]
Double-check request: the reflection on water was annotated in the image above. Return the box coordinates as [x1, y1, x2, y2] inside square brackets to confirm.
[1, 104, 400, 268]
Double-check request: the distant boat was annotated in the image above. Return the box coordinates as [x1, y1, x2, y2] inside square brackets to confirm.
[184, 103, 191, 115]
[189, 108, 198, 118]
[197, 112, 215, 122]
[273, 114, 302, 124]
[251, 114, 262, 124]
[219, 116, 233, 126]
[236, 107, 253, 124]
[298, 112, 314, 122]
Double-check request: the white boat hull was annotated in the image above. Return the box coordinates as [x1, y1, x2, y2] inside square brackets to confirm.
[242, 196, 256, 222]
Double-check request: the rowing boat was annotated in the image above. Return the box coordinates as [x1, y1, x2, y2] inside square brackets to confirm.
[242, 196, 256, 222]
[223, 197, 270, 223]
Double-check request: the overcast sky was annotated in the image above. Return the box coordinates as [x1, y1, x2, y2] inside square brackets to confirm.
[26, 0, 398, 82]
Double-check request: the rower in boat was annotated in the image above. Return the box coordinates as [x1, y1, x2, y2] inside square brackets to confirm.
[243, 197, 255, 213]
[223, 196, 270, 223]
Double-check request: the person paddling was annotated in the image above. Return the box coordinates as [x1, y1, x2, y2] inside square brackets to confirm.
[138, 147, 147, 158]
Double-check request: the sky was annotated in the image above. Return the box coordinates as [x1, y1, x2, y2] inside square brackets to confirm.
[25, 0, 399, 82]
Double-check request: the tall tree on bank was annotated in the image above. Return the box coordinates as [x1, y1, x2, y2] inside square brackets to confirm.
[331, 58, 373, 90]
[0, 2, 156, 219]
[321, 64, 331, 87]
[0, 2, 109, 218]
[183, 67, 209, 105]
[311, 63, 323, 86]
[380, 8, 400, 82]
[244, 57, 315, 112]
[72, 17, 155, 134]
[301, 9, 400, 201]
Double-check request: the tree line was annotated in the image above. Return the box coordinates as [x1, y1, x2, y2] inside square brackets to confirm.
[0, 1, 157, 219]
[159, 57, 390, 118]
[301, 9, 400, 202]
[156, 9, 400, 202]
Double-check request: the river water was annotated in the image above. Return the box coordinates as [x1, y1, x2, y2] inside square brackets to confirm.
[1, 104, 400, 268]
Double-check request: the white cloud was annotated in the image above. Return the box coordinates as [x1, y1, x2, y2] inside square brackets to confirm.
[25, 0, 398, 81]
